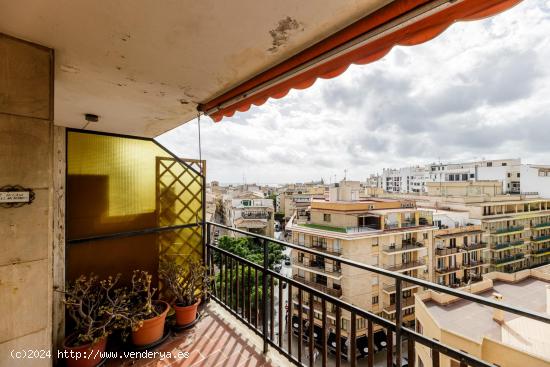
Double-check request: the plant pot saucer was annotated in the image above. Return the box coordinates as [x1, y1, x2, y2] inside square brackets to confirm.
[172, 313, 201, 333]
[124, 326, 171, 352]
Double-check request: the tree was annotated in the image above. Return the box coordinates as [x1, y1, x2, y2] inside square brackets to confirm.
[213, 235, 284, 316]
[215, 235, 284, 269]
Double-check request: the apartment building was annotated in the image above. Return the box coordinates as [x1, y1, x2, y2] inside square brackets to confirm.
[222, 192, 275, 237]
[473, 199, 550, 272]
[371, 158, 540, 196]
[415, 265, 550, 367]
[433, 225, 488, 287]
[287, 194, 436, 359]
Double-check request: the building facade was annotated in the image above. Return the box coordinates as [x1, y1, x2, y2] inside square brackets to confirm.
[287, 195, 436, 358]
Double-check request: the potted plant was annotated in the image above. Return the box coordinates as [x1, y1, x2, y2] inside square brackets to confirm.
[126, 270, 169, 346]
[63, 274, 127, 367]
[159, 258, 210, 326]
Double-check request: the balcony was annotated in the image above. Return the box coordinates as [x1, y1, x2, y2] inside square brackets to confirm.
[292, 274, 342, 297]
[533, 235, 550, 243]
[492, 239, 525, 251]
[383, 259, 426, 272]
[493, 253, 525, 266]
[435, 264, 461, 274]
[462, 259, 487, 269]
[203, 222, 548, 366]
[492, 225, 524, 235]
[242, 211, 270, 219]
[382, 281, 420, 294]
[310, 245, 342, 256]
[532, 247, 550, 257]
[462, 242, 487, 252]
[383, 241, 424, 254]
[533, 222, 550, 230]
[293, 258, 342, 276]
[435, 247, 459, 256]
[382, 297, 415, 313]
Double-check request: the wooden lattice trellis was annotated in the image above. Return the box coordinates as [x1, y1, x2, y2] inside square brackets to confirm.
[156, 157, 205, 265]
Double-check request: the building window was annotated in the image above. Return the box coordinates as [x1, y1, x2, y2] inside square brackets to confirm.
[357, 317, 366, 330]
[323, 214, 331, 222]
[416, 320, 423, 334]
[487, 162, 493, 167]
[517, 172, 520, 178]
[372, 296, 379, 305]
[423, 232, 428, 240]
[507, 173, 511, 178]
[242, 200, 251, 206]
[502, 162, 507, 166]
[341, 318, 348, 331]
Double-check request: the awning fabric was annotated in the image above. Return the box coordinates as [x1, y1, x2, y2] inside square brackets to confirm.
[201, 0, 521, 122]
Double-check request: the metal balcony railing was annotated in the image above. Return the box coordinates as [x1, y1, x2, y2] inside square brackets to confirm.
[435, 264, 461, 274]
[382, 281, 419, 294]
[462, 242, 487, 251]
[435, 247, 459, 256]
[292, 258, 342, 275]
[383, 297, 415, 313]
[383, 259, 426, 272]
[383, 242, 424, 254]
[205, 221, 550, 367]
[493, 225, 524, 234]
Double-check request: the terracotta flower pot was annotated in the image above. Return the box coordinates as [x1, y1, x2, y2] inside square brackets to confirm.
[63, 335, 107, 367]
[174, 299, 200, 326]
[131, 300, 169, 346]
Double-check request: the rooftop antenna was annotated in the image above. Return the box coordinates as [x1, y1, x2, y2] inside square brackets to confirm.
[344, 169, 347, 181]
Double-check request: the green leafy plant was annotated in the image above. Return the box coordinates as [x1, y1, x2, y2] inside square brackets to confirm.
[159, 258, 210, 307]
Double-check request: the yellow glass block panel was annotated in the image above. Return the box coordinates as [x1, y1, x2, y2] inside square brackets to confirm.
[67, 131, 203, 239]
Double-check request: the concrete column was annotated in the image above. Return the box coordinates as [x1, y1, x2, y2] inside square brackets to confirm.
[0, 34, 54, 366]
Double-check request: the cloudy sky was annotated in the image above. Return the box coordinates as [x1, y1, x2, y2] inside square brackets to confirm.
[159, 1, 550, 184]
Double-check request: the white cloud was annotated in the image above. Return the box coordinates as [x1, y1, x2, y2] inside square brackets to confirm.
[158, 0, 550, 184]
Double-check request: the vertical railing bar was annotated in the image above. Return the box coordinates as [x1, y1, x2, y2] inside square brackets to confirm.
[288, 283, 293, 356]
[254, 266, 259, 329]
[224, 254, 228, 304]
[336, 306, 341, 367]
[278, 277, 283, 347]
[298, 288, 303, 363]
[229, 257, 234, 310]
[248, 264, 252, 323]
[241, 262, 245, 319]
[262, 239, 269, 354]
[368, 320, 374, 367]
[350, 312, 357, 367]
[395, 278, 403, 367]
[206, 223, 211, 301]
[386, 329, 393, 367]
[408, 337, 415, 367]
[270, 275, 275, 341]
[236, 257, 240, 313]
[321, 299, 327, 367]
[308, 292, 314, 367]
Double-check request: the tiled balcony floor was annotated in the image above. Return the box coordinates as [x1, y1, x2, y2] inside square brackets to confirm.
[107, 302, 283, 367]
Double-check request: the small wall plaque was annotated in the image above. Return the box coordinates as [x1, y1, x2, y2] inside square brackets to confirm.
[0, 185, 35, 208]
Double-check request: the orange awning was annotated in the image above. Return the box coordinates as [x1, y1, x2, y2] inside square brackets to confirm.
[200, 0, 521, 122]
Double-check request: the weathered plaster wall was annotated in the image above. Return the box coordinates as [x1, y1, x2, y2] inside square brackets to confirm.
[0, 34, 54, 366]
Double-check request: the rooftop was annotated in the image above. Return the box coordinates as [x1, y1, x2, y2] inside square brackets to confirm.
[424, 277, 550, 361]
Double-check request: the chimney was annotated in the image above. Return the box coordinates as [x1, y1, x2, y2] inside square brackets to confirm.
[492, 292, 505, 324]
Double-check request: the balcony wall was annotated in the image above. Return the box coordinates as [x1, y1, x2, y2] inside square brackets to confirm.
[0, 35, 57, 362]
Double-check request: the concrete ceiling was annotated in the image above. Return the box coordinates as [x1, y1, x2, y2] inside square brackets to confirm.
[0, 0, 391, 137]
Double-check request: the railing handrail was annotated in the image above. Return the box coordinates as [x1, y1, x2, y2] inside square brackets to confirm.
[207, 220, 550, 324]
